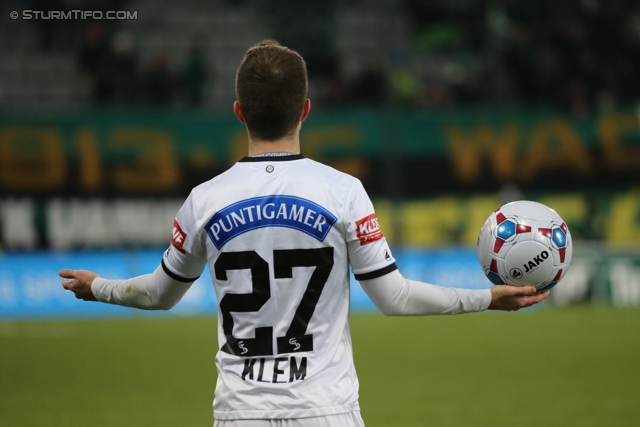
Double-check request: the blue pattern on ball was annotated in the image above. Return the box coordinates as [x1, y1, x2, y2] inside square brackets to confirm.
[487, 271, 505, 285]
[496, 220, 516, 240]
[552, 228, 567, 248]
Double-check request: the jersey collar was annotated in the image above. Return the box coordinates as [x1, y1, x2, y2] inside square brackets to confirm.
[238, 154, 304, 162]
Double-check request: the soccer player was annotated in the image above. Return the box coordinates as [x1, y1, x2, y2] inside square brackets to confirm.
[60, 40, 549, 427]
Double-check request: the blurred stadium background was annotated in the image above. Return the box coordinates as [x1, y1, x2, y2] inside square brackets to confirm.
[1, 0, 640, 426]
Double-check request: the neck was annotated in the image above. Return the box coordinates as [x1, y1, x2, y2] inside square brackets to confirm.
[247, 122, 302, 156]
[247, 133, 301, 156]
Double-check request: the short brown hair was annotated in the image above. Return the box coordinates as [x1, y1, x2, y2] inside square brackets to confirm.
[235, 40, 308, 141]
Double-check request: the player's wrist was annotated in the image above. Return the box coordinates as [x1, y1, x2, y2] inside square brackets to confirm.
[90, 277, 108, 302]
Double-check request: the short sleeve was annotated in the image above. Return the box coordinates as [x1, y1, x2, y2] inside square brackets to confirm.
[162, 192, 207, 282]
[345, 180, 397, 280]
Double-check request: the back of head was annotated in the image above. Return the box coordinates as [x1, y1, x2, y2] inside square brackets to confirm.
[236, 40, 308, 141]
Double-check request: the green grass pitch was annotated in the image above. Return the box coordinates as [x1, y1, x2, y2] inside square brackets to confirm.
[1, 307, 639, 427]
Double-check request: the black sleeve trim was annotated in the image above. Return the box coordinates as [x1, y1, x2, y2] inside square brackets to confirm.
[354, 263, 398, 281]
[161, 259, 200, 283]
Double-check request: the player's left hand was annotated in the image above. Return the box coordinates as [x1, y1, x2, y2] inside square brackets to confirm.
[59, 269, 100, 301]
[488, 285, 550, 311]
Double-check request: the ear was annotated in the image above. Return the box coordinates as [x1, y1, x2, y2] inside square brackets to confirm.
[300, 99, 311, 122]
[233, 101, 246, 124]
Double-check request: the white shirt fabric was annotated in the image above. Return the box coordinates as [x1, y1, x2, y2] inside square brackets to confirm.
[163, 155, 398, 420]
[92, 154, 492, 421]
[92, 265, 191, 310]
[360, 269, 490, 315]
[90, 266, 491, 316]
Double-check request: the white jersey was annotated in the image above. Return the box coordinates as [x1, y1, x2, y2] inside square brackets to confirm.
[162, 154, 397, 420]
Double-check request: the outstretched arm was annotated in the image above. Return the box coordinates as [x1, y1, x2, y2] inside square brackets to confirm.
[59, 265, 196, 310]
[359, 269, 549, 316]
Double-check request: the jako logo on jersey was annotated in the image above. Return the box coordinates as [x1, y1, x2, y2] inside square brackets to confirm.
[238, 341, 248, 355]
[171, 219, 187, 253]
[205, 195, 338, 249]
[356, 213, 383, 245]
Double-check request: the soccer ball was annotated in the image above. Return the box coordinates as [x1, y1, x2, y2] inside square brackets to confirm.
[477, 200, 572, 290]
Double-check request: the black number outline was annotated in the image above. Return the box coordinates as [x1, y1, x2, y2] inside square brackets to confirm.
[215, 251, 272, 357]
[274, 247, 334, 354]
[215, 248, 334, 357]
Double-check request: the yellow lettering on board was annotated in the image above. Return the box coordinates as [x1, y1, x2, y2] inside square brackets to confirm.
[371, 199, 395, 245]
[111, 128, 180, 192]
[230, 131, 248, 164]
[606, 192, 640, 244]
[447, 124, 519, 182]
[462, 195, 502, 245]
[326, 159, 368, 180]
[537, 194, 587, 227]
[75, 128, 102, 192]
[598, 113, 640, 170]
[189, 146, 215, 171]
[401, 197, 460, 245]
[0, 127, 66, 190]
[523, 119, 591, 180]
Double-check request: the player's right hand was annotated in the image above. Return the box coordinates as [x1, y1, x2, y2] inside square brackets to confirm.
[59, 269, 100, 302]
[488, 285, 549, 311]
